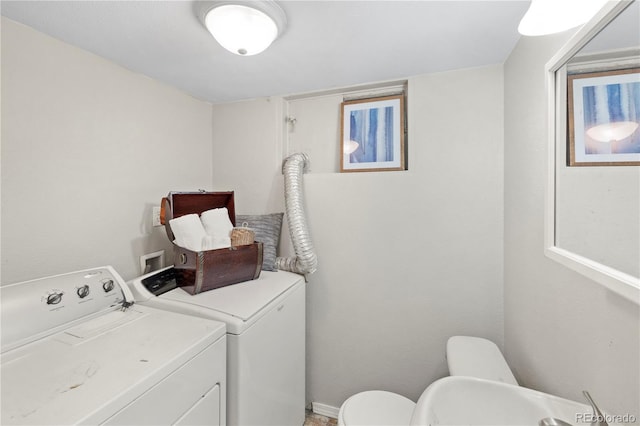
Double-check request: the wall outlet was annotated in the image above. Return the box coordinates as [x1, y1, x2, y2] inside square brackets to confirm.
[152, 206, 162, 227]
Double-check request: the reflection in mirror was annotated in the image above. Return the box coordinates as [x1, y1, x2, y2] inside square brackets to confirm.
[557, 1, 639, 278]
[546, 0, 640, 303]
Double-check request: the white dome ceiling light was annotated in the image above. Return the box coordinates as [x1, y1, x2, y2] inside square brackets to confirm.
[518, 0, 609, 36]
[203, 1, 287, 56]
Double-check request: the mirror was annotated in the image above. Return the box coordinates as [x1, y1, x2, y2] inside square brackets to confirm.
[545, 0, 640, 304]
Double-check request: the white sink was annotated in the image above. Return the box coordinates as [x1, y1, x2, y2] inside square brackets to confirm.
[410, 376, 604, 426]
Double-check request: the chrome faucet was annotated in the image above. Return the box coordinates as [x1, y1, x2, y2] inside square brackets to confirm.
[583, 391, 609, 426]
[539, 417, 573, 426]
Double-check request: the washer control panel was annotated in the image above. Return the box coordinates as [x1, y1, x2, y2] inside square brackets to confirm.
[1, 266, 133, 352]
[37, 272, 121, 309]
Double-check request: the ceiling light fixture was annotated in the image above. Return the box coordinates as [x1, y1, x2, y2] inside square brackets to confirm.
[518, 0, 609, 36]
[203, 1, 287, 56]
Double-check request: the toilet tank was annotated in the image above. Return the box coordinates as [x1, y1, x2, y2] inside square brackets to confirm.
[446, 336, 518, 385]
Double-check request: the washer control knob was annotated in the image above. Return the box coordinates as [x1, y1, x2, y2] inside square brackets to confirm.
[102, 279, 115, 293]
[76, 284, 90, 299]
[46, 292, 63, 305]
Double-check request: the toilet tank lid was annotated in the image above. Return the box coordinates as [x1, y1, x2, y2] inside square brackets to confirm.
[446, 336, 518, 386]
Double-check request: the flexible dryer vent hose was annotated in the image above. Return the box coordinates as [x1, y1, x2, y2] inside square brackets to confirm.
[276, 153, 318, 277]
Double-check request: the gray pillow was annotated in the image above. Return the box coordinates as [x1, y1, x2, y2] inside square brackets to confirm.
[235, 213, 284, 272]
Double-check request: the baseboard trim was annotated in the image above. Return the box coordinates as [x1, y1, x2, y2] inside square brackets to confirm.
[312, 402, 340, 419]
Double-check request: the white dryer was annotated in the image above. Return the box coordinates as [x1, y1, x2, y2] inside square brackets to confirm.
[129, 267, 306, 426]
[1, 266, 227, 426]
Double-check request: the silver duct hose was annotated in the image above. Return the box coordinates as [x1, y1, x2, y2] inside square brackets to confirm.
[276, 153, 318, 277]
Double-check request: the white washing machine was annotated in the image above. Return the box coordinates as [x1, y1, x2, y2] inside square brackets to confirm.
[1, 266, 227, 425]
[128, 267, 306, 426]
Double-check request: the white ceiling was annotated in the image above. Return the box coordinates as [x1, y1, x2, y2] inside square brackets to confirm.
[1, 1, 531, 104]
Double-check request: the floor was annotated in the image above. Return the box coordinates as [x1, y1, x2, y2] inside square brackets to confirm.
[304, 410, 337, 426]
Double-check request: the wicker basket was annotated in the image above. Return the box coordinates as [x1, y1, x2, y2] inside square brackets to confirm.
[231, 222, 255, 246]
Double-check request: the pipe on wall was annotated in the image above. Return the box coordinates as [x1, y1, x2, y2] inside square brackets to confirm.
[276, 153, 318, 278]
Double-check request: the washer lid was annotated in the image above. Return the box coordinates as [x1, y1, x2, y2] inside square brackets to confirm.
[1, 304, 225, 425]
[159, 270, 303, 323]
[342, 391, 416, 426]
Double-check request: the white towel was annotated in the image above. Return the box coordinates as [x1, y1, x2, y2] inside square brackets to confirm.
[201, 208, 234, 238]
[202, 235, 232, 250]
[170, 214, 208, 252]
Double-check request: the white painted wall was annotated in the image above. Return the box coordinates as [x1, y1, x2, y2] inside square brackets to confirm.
[211, 98, 286, 216]
[504, 32, 640, 417]
[211, 65, 505, 408]
[1, 18, 214, 283]
[286, 93, 343, 174]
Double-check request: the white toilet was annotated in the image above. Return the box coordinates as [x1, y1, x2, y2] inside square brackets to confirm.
[337, 336, 517, 426]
